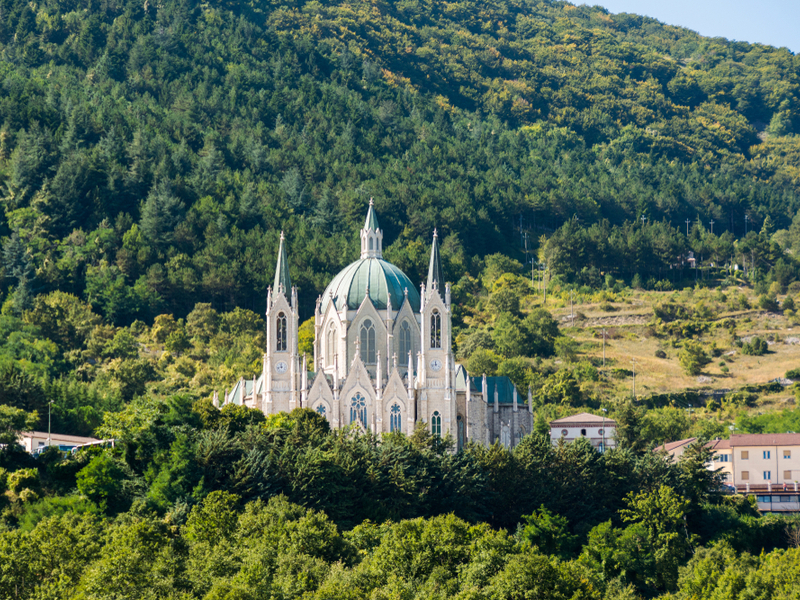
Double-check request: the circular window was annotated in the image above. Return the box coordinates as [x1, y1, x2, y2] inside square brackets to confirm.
[561, 429, 568, 437]
[598, 429, 605, 435]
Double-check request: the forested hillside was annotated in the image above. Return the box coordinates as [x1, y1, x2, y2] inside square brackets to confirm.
[2, 0, 800, 320]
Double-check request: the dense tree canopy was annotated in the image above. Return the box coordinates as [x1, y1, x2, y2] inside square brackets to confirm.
[0, 0, 800, 320]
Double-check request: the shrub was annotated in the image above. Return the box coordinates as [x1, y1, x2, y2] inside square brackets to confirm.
[758, 295, 780, 312]
[783, 295, 795, 311]
[786, 368, 800, 379]
[655, 349, 667, 359]
[653, 302, 691, 323]
[741, 337, 768, 356]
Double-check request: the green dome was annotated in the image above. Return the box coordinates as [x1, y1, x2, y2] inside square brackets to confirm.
[321, 258, 421, 313]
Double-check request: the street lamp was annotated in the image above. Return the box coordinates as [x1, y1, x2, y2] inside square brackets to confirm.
[601, 408, 608, 453]
[47, 400, 54, 447]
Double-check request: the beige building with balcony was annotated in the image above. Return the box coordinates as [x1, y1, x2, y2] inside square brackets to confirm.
[659, 433, 800, 512]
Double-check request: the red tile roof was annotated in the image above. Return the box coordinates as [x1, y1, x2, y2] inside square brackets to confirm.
[729, 433, 800, 446]
[550, 412, 616, 426]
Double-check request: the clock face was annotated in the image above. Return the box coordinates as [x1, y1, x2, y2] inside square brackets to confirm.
[275, 361, 288, 374]
[430, 358, 443, 372]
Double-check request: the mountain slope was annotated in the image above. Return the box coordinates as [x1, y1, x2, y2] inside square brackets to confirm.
[0, 0, 799, 319]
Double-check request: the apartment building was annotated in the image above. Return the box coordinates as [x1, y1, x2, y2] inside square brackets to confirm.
[659, 433, 800, 512]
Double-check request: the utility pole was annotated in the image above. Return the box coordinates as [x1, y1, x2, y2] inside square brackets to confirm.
[641, 215, 647, 227]
[631, 358, 636, 399]
[543, 264, 547, 305]
[570, 291, 574, 327]
[745, 214, 749, 235]
[602, 328, 606, 367]
[710, 219, 715, 235]
[601, 407, 607, 453]
[685, 219, 690, 237]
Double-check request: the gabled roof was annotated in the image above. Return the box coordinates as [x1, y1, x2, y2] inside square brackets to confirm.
[550, 412, 616, 426]
[729, 433, 800, 446]
[20, 431, 100, 444]
[655, 437, 697, 453]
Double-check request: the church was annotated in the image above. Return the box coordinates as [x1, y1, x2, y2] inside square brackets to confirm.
[217, 201, 533, 449]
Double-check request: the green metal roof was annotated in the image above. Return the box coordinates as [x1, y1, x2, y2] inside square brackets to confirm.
[321, 258, 421, 313]
[364, 199, 380, 230]
[471, 376, 519, 404]
[274, 232, 291, 293]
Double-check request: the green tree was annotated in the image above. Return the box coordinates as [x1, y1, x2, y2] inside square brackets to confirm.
[0, 405, 38, 445]
[678, 342, 711, 376]
[76, 452, 127, 512]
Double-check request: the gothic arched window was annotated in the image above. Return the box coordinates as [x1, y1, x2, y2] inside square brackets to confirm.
[430, 310, 441, 349]
[350, 393, 367, 426]
[399, 320, 412, 360]
[326, 324, 336, 366]
[316, 404, 327, 416]
[390, 404, 402, 433]
[369, 237, 374, 250]
[276, 312, 287, 352]
[457, 415, 464, 449]
[360, 319, 376, 364]
[431, 411, 441, 437]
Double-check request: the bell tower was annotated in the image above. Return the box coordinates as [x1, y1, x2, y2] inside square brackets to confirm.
[263, 232, 300, 413]
[420, 229, 455, 438]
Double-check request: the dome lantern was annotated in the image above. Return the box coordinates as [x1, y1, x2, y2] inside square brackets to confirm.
[360, 198, 383, 259]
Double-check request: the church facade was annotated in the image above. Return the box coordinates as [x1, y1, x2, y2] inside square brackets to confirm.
[218, 202, 533, 449]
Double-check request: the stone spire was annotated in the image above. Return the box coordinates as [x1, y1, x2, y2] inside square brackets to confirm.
[427, 228, 444, 296]
[274, 231, 291, 294]
[360, 198, 383, 259]
[365, 197, 380, 230]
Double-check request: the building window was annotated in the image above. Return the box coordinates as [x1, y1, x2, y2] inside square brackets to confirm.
[430, 310, 441, 349]
[315, 405, 326, 416]
[276, 312, 287, 352]
[763, 471, 771, 480]
[580, 429, 586, 436]
[741, 451, 749, 460]
[784, 450, 791, 459]
[784, 470, 792, 480]
[360, 319, 376, 364]
[399, 320, 412, 361]
[431, 411, 441, 437]
[756, 495, 772, 503]
[779, 496, 793, 502]
[390, 404, 402, 433]
[741, 471, 749, 480]
[561, 429, 568, 437]
[458, 415, 465, 448]
[350, 393, 367, 426]
[764, 451, 771, 459]
[369, 237, 374, 250]
[326, 325, 336, 366]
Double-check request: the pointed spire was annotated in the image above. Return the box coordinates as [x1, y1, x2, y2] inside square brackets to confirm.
[274, 231, 291, 294]
[365, 197, 380, 230]
[360, 199, 383, 259]
[427, 228, 444, 295]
